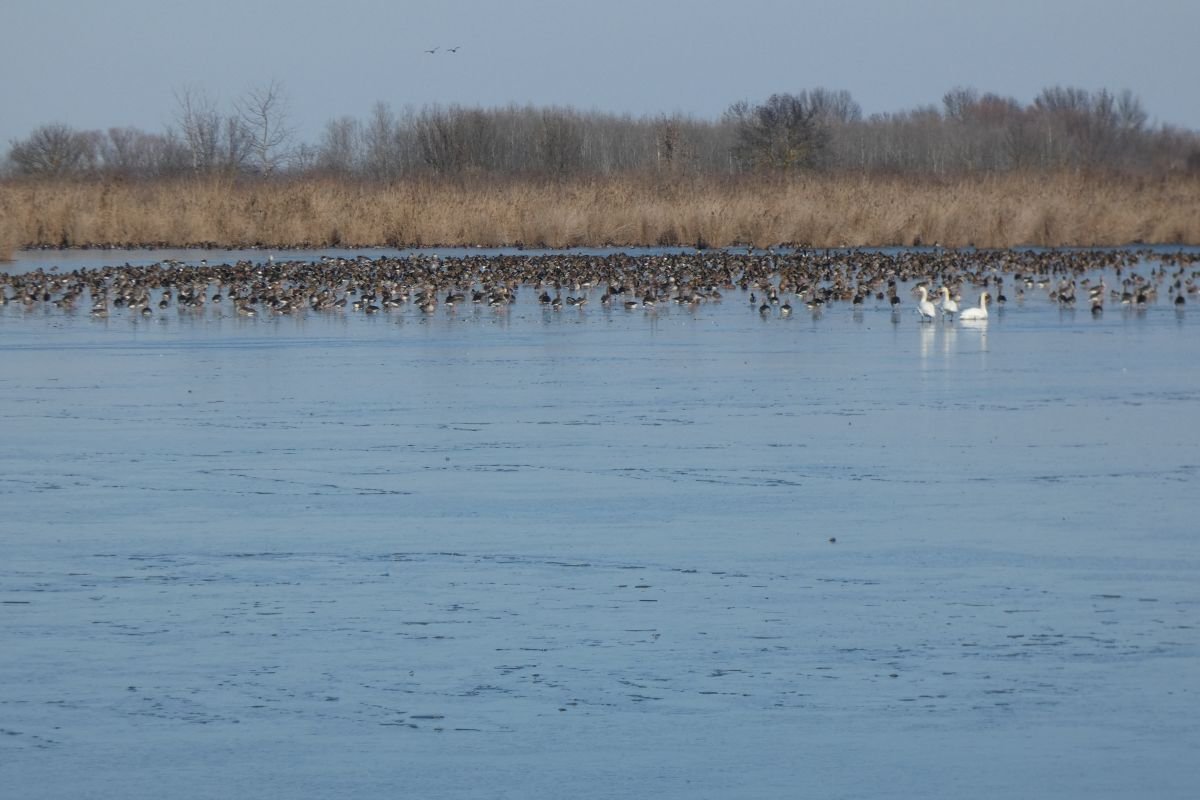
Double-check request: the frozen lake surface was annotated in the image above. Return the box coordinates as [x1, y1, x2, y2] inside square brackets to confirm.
[2, 250, 1199, 798]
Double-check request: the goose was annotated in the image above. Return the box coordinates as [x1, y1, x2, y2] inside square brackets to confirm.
[938, 287, 958, 319]
[916, 286, 937, 322]
[960, 292, 990, 321]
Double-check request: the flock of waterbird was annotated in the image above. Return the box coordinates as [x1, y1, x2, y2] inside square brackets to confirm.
[1, 248, 1196, 324]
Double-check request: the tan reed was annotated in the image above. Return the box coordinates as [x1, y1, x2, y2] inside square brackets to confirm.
[1, 171, 1197, 252]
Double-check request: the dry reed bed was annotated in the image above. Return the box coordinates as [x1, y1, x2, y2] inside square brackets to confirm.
[1, 173, 1198, 255]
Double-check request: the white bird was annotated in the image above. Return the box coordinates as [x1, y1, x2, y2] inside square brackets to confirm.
[939, 287, 958, 319]
[916, 286, 937, 321]
[960, 292, 990, 321]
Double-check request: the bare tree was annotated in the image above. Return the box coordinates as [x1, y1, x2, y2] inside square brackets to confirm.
[100, 127, 173, 177]
[1028, 85, 1154, 168]
[236, 79, 296, 175]
[220, 117, 254, 173]
[316, 116, 362, 175]
[1116, 89, 1147, 134]
[655, 116, 682, 170]
[413, 104, 505, 174]
[173, 85, 224, 173]
[363, 102, 402, 179]
[726, 94, 827, 171]
[7, 123, 96, 176]
[943, 86, 981, 123]
[806, 88, 862, 126]
[536, 108, 584, 177]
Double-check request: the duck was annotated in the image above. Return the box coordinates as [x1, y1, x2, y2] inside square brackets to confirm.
[960, 292, 990, 321]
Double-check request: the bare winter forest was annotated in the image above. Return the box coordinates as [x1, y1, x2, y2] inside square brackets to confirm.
[3, 85, 1199, 255]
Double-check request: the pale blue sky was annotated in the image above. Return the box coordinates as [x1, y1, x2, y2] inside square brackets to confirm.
[3, 0, 1198, 146]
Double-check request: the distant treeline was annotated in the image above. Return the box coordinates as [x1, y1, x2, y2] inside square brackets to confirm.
[5, 84, 1200, 180]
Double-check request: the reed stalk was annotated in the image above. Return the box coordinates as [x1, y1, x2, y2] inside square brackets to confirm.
[0, 216, 19, 261]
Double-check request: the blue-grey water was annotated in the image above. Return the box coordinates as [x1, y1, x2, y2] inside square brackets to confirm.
[2, 251, 1198, 799]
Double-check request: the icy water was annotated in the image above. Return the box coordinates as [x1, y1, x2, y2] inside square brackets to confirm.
[2, 253, 1199, 799]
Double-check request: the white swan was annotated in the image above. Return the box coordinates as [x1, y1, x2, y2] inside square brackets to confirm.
[960, 292, 990, 321]
[939, 287, 959, 319]
[916, 286, 937, 322]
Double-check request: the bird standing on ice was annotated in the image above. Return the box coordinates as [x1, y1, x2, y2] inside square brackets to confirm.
[916, 286, 937, 322]
[960, 292, 990, 321]
[939, 287, 959, 320]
